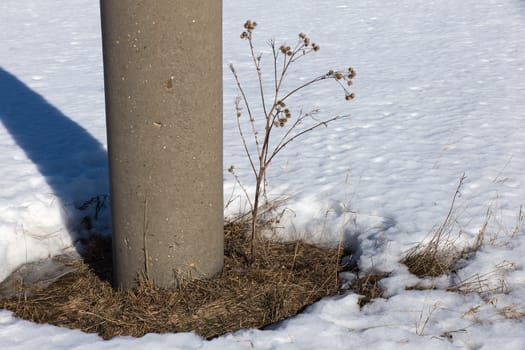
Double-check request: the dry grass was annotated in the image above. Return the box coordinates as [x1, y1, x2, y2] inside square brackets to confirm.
[401, 175, 486, 278]
[500, 305, 525, 320]
[447, 261, 516, 295]
[401, 220, 485, 278]
[402, 245, 459, 278]
[351, 271, 389, 307]
[0, 220, 342, 339]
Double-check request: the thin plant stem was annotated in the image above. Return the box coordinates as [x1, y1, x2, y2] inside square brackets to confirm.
[234, 97, 258, 177]
[269, 115, 349, 165]
[247, 32, 269, 125]
[230, 64, 261, 159]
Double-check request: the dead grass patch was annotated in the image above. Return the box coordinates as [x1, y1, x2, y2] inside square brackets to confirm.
[447, 261, 516, 295]
[401, 175, 486, 278]
[500, 305, 525, 320]
[401, 216, 485, 278]
[0, 220, 342, 339]
[352, 271, 389, 307]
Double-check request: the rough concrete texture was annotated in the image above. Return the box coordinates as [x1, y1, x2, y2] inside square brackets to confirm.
[100, 0, 223, 289]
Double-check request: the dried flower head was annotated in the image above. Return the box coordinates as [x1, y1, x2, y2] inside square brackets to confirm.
[299, 32, 306, 39]
[244, 20, 257, 31]
[279, 45, 293, 56]
[348, 67, 356, 79]
[334, 72, 344, 80]
[228, 165, 235, 173]
[345, 93, 356, 101]
[277, 100, 286, 107]
[274, 119, 286, 127]
[304, 37, 311, 46]
[240, 31, 248, 39]
[312, 43, 320, 51]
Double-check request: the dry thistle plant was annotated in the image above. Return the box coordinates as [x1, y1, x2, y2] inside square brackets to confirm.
[229, 20, 355, 262]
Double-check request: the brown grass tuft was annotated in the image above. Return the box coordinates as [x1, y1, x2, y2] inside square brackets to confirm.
[500, 305, 525, 320]
[0, 219, 342, 340]
[402, 245, 460, 278]
[401, 175, 486, 278]
[352, 271, 389, 307]
[447, 261, 516, 295]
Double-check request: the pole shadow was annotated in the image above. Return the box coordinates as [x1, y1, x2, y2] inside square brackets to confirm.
[0, 67, 109, 240]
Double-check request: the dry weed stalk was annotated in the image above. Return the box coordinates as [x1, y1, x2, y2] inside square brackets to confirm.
[415, 303, 440, 336]
[229, 20, 355, 262]
[510, 205, 523, 238]
[448, 261, 516, 295]
[402, 175, 487, 277]
[485, 203, 523, 246]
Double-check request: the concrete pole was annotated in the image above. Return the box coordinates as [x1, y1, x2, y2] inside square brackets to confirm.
[100, 0, 223, 289]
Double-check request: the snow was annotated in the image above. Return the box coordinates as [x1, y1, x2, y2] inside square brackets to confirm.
[1, 0, 525, 348]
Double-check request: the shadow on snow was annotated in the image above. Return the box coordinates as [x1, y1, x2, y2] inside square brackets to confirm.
[0, 67, 109, 237]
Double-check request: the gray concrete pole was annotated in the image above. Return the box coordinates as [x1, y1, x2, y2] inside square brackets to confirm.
[100, 0, 223, 289]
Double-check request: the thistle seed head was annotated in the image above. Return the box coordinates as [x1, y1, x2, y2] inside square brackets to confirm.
[345, 93, 356, 101]
[244, 20, 257, 30]
[304, 37, 311, 46]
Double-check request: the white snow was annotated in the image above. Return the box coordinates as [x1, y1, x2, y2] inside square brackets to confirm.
[1, 0, 525, 348]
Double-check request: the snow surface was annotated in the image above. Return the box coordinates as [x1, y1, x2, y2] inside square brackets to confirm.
[1, 0, 525, 348]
